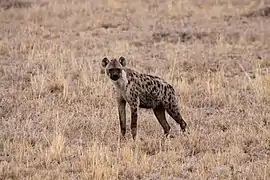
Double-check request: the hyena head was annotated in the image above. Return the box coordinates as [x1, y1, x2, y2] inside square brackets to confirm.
[101, 56, 127, 81]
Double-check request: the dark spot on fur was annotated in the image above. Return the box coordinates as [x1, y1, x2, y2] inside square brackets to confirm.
[164, 86, 168, 93]
[148, 74, 159, 79]
[168, 96, 172, 102]
[142, 84, 146, 89]
[131, 78, 136, 83]
[167, 84, 173, 90]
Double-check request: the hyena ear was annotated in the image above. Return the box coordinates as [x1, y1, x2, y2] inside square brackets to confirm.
[101, 57, 109, 68]
[119, 56, 126, 67]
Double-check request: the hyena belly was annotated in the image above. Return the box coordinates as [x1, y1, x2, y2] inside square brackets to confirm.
[138, 95, 159, 108]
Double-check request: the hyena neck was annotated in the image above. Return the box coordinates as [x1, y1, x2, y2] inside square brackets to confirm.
[112, 69, 128, 92]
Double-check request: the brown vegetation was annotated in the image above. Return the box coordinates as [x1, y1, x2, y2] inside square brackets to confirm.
[0, 0, 270, 179]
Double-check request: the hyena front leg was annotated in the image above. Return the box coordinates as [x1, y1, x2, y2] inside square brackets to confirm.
[117, 97, 126, 139]
[127, 93, 139, 141]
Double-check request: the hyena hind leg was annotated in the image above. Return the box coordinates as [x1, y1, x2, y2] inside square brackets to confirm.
[164, 99, 187, 133]
[153, 105, 171, 137]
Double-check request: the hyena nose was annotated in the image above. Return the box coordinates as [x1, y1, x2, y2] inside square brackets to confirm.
[111, 74, 120, 81]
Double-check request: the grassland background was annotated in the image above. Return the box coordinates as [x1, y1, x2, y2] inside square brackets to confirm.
[0, 0, 270, 179]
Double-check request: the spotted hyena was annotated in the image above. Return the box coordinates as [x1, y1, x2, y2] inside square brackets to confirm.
[101, 56, 187, 140]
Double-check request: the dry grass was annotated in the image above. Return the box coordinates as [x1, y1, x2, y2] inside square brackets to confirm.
[0, 0, 270, 179]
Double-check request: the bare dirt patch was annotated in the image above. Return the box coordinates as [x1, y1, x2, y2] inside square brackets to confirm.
[151, 30, 259, 44]
[0, 0, 32, 10]
[152, 31, 217, 43]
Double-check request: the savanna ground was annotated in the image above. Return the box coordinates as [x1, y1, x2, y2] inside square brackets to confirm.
[0, 0, 270, 179]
